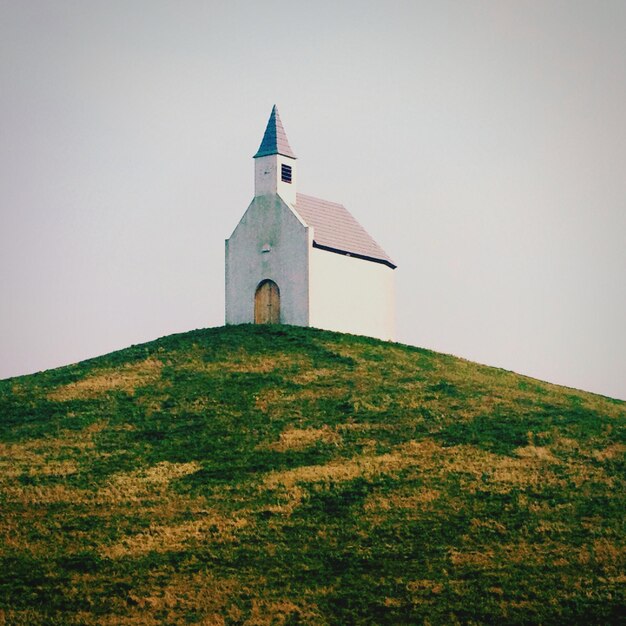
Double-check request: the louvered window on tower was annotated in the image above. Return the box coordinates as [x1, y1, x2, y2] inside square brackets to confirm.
[281, 164, 292, 184]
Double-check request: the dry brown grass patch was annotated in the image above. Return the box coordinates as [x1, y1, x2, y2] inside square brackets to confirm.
[243, 598, 321, 626]
[499, 540, 572, 567]
[102, 461, 201, 502]
[2, 483, 88, 506]
[470, 518, 507, 534]
[48, 358, 163, 400]
[2, 461, 202, 507]
[592, 443, 625, 462]
[592, 538, 626, 568]
[406, 579, 443, 594]
[442, 444, 569, 493]
[289, 367, 338, 385]
[363, 488, 441, 516]
[124, 570, 238, 624]
[535, 520, 569, 534]
[514, 445, 558, 462]
[103, 513, 248, 558]
[263, 439, 442, 491]
[108, 570, 322, 626]
[449, 548, 494, 568]
[267, 426, 340, 452]
[0, 422, 110, 484]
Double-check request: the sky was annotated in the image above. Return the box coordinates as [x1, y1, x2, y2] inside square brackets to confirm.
[1, 1, 625, 400]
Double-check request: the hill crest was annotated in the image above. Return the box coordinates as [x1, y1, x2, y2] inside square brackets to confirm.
[1, 325, 624, 625]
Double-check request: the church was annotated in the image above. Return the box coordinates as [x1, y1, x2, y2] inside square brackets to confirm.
[225, 106, 396, 341]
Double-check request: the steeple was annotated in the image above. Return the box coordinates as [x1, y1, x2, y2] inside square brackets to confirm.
[253, 105, 297, 205]
[254, 105, 296, 159]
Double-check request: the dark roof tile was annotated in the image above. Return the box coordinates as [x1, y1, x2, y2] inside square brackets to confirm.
[253, 105, 296, 159]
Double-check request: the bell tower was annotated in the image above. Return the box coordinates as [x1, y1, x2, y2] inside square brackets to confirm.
[253, 105, 297, 207]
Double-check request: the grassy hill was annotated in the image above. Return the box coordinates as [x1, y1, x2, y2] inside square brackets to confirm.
[0, 325, 624, 625]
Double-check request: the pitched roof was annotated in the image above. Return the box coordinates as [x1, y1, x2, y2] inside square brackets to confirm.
[253, 105, 296, 159]
[295, 193, 396, 269]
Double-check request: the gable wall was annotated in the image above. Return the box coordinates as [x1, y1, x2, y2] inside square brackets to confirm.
[225, 195, 309, 325]
[308, 247, 395, 340]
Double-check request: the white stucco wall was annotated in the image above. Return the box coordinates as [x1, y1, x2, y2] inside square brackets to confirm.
[254, 154, 297, 207]
[225, 194, 309, 326]
[308, 247, 395, 340]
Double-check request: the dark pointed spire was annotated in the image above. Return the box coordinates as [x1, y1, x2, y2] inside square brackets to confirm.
[253, 105, 296, 159]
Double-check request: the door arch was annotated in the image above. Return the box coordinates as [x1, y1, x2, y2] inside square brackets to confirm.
[254, 280, 280, 324]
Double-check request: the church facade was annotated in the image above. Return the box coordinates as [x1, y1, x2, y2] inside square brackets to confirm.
[225, 106, 396, 341]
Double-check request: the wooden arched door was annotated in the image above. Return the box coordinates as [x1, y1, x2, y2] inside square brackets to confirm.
[254, 280, 280, 324]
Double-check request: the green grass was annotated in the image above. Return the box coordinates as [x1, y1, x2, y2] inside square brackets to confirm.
[0, 324, 624, 625]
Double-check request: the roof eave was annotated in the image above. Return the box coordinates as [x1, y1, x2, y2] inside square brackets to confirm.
[253, 150, 297, 159]
[312, 241, 397, 269]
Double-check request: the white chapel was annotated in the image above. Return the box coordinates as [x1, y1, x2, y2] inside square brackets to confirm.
[225, 106, 396, 341]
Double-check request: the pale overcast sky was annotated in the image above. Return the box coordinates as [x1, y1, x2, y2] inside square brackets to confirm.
[1, 1, 625, 400]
